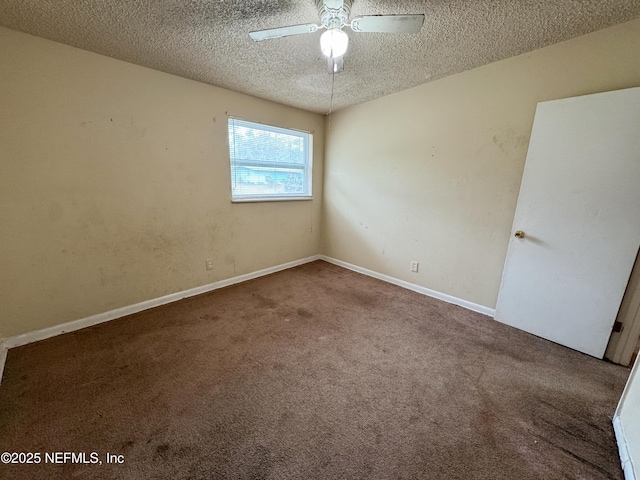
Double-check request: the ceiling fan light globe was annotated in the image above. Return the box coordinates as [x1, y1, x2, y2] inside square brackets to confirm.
[320, 29, 349, 58]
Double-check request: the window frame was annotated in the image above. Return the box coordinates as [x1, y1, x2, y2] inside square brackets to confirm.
[227, 117, 313, 203]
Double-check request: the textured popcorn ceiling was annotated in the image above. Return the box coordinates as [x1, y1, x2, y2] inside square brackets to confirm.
[1, 1, 639, 114]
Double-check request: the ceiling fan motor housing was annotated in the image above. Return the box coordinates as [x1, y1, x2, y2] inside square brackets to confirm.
[316, 0, 352, 29]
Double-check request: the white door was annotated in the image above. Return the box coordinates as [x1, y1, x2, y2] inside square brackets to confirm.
[495, 87, 640, 358]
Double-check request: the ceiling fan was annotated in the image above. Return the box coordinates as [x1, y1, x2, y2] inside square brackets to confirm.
[249, 0, 425, 73]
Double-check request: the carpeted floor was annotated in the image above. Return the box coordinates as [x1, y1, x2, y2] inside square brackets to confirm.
[0, 260, 629, 479]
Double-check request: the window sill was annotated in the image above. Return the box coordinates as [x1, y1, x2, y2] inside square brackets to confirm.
[231, 196, 313, 203]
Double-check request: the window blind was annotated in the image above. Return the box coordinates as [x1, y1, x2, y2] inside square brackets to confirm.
[228, 118, 312, 201]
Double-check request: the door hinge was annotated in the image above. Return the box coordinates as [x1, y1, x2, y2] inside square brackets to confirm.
[613, 321, 624, 333]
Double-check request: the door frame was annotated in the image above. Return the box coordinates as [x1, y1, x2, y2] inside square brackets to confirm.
[606, 249, 640, 366]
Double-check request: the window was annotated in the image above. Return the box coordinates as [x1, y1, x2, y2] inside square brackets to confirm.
[228, 118, 313, 202]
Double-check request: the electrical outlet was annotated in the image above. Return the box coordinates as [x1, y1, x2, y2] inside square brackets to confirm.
[205, 259, 214, 270]
[410, 261, 419, 273]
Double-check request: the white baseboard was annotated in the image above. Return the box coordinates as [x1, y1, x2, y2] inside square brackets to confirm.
[319, 255, 496, 317]
[614, 415, 636, 480]
[0, 255, 320, 383]
[0, 254, 494, 384]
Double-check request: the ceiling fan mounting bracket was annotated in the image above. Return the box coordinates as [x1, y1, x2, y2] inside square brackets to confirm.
[316, 0, 352, 29]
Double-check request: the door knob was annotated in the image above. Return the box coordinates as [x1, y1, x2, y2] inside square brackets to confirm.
[514, 230, 525, 239]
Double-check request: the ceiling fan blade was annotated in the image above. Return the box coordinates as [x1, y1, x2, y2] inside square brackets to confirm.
[327, 55, 344, 74]
[350, 14, 425, 33]
[249, 23, 319, 41]
[323, 0, 344, 10]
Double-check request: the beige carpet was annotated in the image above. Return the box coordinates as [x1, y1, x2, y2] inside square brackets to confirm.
[0, 260, 629, 479]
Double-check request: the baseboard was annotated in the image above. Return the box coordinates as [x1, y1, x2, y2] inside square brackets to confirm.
[0, 255, 320, 383]
[0, 254, 493, 383]
[319, 255, 496, 317]
[614, 415, 636, 480]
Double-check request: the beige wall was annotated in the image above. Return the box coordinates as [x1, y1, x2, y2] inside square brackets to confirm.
[321, 18, 640, 309]
[2, 18, 640, 339]
[0, 27, 324, 338]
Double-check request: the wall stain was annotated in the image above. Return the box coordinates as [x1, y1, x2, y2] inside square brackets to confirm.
[492, 129, 530, 156]
[48, 202, 64, 222]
